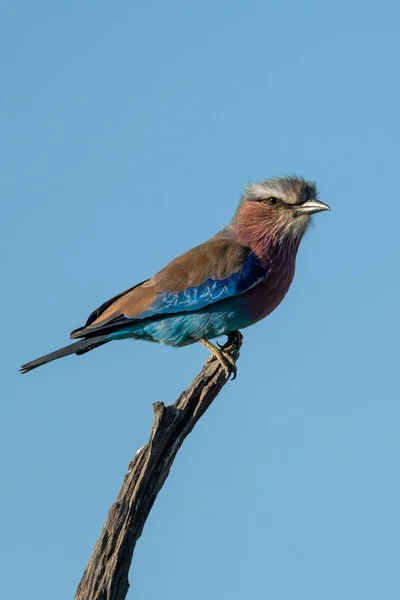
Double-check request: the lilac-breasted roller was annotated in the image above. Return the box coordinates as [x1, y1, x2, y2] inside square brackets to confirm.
[20, 175, 330, 377]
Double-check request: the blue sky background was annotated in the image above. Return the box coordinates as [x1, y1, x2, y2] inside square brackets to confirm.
[2, 1, 399, 598]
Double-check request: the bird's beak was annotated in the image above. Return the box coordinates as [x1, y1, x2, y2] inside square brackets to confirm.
[296, 199, 331, 214]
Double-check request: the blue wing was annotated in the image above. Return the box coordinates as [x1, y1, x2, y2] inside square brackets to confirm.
[72, 247, 271, 339]
[139, 251, 269, 318]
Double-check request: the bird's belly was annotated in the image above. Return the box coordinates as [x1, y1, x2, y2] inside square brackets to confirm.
[109, 303, 253, 347]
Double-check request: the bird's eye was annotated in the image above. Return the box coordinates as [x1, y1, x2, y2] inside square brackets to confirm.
[262, 197, 280, 206]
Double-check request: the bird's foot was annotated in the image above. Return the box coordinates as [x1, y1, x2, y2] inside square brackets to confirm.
[210, 347, 237, 380]
[217, 331, 241, 350]
[219, 351, 237, 380]
[198, 338, 237, 380]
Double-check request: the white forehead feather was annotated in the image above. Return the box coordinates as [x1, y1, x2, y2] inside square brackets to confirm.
[244, 176, 318, 205]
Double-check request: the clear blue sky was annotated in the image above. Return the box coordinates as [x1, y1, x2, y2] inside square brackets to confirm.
[2, 1, 399, 598]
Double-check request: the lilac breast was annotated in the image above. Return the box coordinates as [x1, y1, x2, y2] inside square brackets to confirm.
[240, 257, 296, 324]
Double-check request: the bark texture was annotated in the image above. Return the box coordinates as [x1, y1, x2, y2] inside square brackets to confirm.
[74, 331, 243, 600]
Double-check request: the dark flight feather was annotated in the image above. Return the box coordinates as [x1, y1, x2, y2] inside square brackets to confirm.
[20, 336, 108, 374]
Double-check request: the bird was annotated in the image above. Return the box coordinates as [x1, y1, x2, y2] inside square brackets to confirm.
[20, 175, 330, 377]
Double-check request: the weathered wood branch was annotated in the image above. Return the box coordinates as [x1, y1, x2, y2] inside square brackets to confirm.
[74, 331, 243, 600]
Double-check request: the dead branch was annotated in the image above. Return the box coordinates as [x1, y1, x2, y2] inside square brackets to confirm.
[74, 331, 243, 600]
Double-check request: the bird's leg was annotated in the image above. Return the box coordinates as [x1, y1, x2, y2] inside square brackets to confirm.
[197, 337, 237, 380]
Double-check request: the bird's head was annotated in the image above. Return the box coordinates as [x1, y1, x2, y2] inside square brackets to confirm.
[231, 175, 330, 255]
